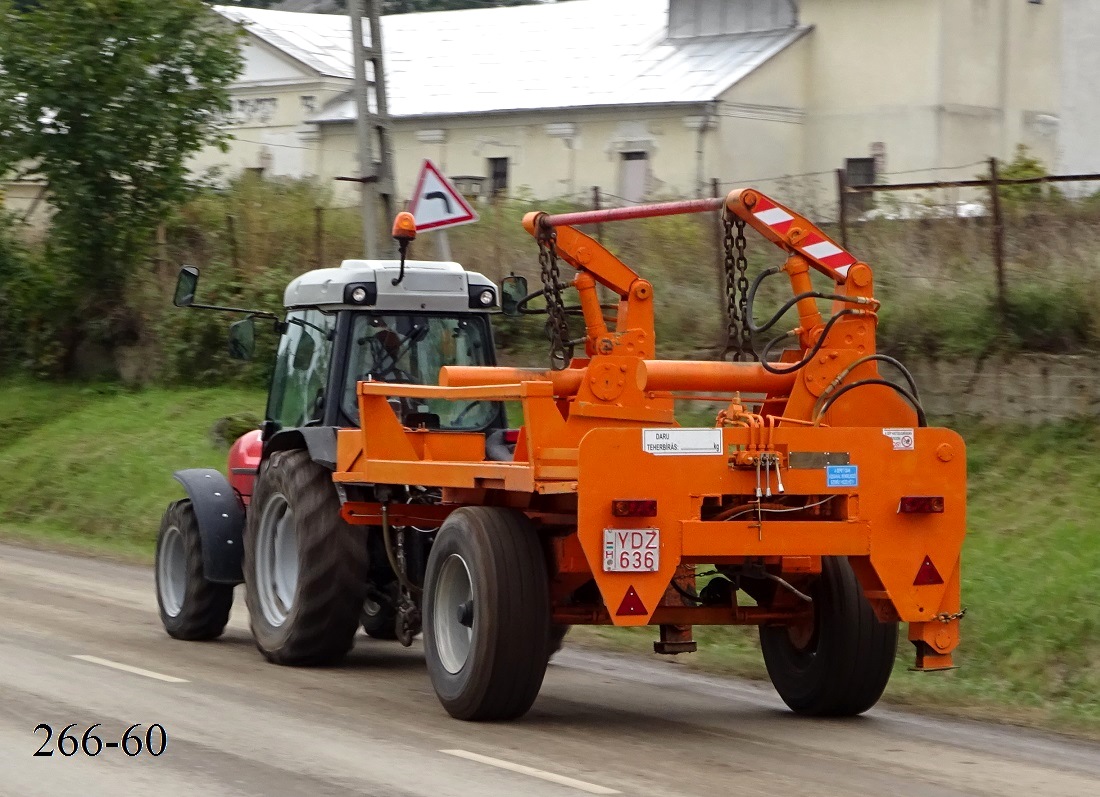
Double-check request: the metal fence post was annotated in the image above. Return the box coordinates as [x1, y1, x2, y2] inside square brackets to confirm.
[836, 168, 849, 249]
[989, 156, 1007, 321]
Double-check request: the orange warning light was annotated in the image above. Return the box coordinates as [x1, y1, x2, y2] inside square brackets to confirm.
[616, 585, 648, 616]
[392, 211, 417, 241]
[913, 555, 944, 586]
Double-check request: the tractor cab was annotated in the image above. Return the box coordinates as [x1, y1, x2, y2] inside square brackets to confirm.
[268, 258, 504, 436]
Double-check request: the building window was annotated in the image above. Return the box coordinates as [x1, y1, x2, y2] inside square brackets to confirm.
[619, 151, 649, 204]
[845, 157, 876, 214]
[488, 158, 509, 198]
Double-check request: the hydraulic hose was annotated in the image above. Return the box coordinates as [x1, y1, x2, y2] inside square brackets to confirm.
[814, 378, 927, 427]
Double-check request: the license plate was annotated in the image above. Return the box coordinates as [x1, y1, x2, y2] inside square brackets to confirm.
[603, 528, 660, 572]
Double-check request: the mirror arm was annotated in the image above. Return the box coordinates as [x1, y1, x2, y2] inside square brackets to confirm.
[187, 302, 280, 320]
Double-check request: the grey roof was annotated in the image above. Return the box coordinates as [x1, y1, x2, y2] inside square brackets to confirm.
[215, 1, 809, 120]
[285, 260, 496, 311]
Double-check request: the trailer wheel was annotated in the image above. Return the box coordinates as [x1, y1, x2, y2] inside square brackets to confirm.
[759, 556, 897, 717]
[424, 507, 550, 721]
[244, 450, 367, 665]
[155, 500, 233, 640]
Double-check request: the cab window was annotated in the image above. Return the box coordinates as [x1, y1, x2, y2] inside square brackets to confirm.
[268, 309, 336, 429]
[343, 314, 497, 430]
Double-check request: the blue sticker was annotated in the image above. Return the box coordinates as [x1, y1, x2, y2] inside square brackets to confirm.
[826, 465, 859, 488]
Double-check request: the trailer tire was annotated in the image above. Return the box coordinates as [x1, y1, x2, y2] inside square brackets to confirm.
[759, 556, 897, 717]
[424, 507, 550, 721]
[244, 450, 367, 665]
[155, 500, 234, 640]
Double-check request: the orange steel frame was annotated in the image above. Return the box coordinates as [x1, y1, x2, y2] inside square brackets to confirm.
[332, 189, 967, 671]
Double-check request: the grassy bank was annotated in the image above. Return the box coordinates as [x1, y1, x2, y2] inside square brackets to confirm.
[1, 380, 1097, 736]
[0, 381, 263, 558]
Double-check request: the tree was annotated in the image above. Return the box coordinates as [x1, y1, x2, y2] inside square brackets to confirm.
[0, 0, 242, 371]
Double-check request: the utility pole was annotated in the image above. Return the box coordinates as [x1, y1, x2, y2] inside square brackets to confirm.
[367, 0, 396, 231]
[347, 0, 395, 258]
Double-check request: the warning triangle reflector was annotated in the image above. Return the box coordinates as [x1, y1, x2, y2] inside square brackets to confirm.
[616, 585, 648, 616]
[914, 556, 944, 586]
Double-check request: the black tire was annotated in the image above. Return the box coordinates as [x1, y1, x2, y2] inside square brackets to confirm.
[759, 556, 897, 717]
[361, 592, 398, 640]
[549, 624, 570, 657]
[244, 450, 368, 665]
[155, 500, 233, 641]
[424, 507, 550, 721]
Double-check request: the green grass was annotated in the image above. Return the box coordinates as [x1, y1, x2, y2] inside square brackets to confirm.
[1, 380, 1098, 736]
[0, 380, 264, 557]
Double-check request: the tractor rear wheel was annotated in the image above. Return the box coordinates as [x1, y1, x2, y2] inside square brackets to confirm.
[244, 450, 367, 665]
[155, 500, 234, 640]
[424, 507, 550, 721]
[759, 556, 897, 717]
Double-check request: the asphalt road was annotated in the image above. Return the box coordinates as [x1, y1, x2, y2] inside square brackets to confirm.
[2, 542, 1098, 797]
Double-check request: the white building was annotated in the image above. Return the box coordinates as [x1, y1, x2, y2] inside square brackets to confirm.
[6, 0, 1090, 226]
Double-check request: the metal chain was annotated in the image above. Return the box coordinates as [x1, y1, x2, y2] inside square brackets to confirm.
[932, 608, 967, 623]
[537, 227, 572, 370]
[722, 214, 756, 361]
[735, 217, 755, 360]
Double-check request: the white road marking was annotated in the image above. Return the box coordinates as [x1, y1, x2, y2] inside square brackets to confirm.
[71, 655, 188, 683]
[441, 749, 620, 795]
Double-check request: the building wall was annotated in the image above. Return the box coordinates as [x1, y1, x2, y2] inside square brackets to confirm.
[938, 0, 1060, 169]
[714, 33, 809, 193]
[187, 38, 351, 182]
[799, 0, 1060, 187]
[799, 0, 941, 184]
[319, 105, 718, 206]
[1059, 0, 1100, 189]
[187, 0, 1072, 213]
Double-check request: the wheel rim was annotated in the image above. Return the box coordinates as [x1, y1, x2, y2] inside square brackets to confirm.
[158, 525, 186, 618]
[255, 493, 299, 627]
[363, 597, 383, 617]
[433, 553, 473, 674]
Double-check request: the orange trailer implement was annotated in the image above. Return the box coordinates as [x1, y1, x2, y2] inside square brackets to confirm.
[332, 188, 966, 673]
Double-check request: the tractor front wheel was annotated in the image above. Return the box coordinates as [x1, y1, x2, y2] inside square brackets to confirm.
[244, 450, 368, 665]
[424, 507, 550, 721]
[155, 500, 234, 640]
[759, 556, 897, 717]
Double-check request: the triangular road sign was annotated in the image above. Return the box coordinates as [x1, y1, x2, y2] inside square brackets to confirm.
[407, 159, 479, 232]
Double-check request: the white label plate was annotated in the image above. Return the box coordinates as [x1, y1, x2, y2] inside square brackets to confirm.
[603, 528, 660, 572]
[883, 427, 915, 451]
[642, 428, 723, 456]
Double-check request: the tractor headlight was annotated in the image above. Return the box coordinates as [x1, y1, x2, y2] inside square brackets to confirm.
[468, 285, 497, 309]
[344, 282, 377, 306]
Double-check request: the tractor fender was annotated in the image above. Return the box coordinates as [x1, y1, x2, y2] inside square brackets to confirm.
[172, 468, 245, 585]
[265, 426, 338, 470]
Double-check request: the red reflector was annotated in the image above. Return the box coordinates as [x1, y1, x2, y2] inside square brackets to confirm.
[899, 496, 945, 514]
[503, 429, 521, 444]
[612, 499, 658, 518]
[616, 585, 648, 616]
[914, 555, 945, 586]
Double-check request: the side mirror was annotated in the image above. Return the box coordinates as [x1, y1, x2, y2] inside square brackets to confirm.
[500, 275, 528, 317]
[228, 316, 256, 361]
[173, 266, 199, 307]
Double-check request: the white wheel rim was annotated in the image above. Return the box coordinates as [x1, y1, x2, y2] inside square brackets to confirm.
[158, 525, 186, 618]
[255, 493, 299, 627]
[433, 553, 474, 674]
